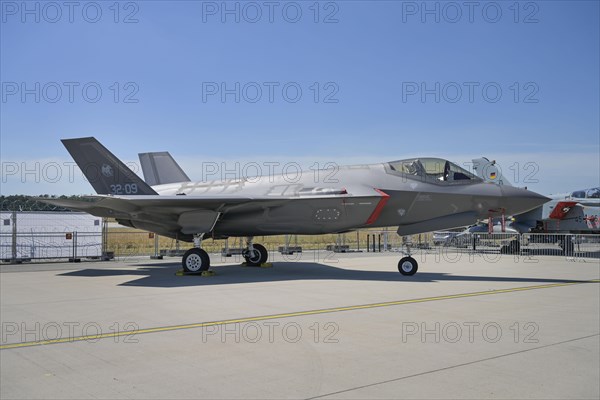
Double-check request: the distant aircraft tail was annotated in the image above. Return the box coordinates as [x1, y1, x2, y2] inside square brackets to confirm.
[138, 151, 191, 186]
[61, 137, 158, 195]
[472, 157, 513, 186]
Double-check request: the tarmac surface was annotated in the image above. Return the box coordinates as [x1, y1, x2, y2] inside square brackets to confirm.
[1, 250, 599, 399]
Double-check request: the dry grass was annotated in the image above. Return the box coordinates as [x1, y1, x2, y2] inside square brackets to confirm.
[104, 226, 433, 256]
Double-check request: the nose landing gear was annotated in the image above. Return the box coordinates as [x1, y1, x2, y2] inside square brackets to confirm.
[397, 235, 418, 276]
[398, 256, 418, 276]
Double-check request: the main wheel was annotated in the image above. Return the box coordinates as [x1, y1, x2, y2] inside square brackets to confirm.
[398, 256, 418, 276]
[243, 244, 268, 266]
[182, 248, 210, 273]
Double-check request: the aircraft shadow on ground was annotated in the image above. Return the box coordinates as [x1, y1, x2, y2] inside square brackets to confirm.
[57, 261, 593, 288]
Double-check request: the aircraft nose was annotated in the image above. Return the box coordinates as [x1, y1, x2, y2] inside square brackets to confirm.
[500, 186, 550, 215]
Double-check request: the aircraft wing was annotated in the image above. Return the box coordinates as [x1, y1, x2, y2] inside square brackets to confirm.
[36, 190, 380, 235]
[36, 195, 256, 215]
[39, 193, 359, 210]
[36, 195, 284, 234]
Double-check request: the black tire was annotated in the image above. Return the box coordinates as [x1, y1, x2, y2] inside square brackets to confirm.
[182, 248, 210, 273]
[244, 244, 268, 266]
[398, 256, 418, 276]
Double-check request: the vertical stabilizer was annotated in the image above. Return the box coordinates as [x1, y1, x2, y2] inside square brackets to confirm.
[138, 152, 191, 186]
[62, 137, 157, 195]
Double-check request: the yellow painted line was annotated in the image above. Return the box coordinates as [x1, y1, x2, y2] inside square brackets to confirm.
[2, 279, 598, 350]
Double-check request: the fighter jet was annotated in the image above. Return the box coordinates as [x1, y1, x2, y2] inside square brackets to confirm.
[514, 188, 600, 235]
[472, 157, 600, 234]
[40, 138, 548, 276]
[472, 157, 599, 254]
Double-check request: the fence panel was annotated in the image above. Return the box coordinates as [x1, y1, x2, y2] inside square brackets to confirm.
[0, 232, 102, 261]
[522, 233, 600, 259]
[1, 228, 598, 263]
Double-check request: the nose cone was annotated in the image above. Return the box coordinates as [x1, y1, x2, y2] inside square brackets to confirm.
[500, 186, 550, 216]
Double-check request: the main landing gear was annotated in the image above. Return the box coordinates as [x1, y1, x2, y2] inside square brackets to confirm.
[181, 235, 270, 272]
[242, 237, 269, 266]
[182, 248, 210, 272]
[182, 234, 210, 273]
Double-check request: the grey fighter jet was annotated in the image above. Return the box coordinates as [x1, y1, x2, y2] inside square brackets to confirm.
[40, 137, 548, 276]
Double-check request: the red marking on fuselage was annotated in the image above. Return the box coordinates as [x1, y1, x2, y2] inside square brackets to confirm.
[366, 189, 390, 225]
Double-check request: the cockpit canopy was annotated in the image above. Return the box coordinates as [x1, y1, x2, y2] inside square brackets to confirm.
[388, 158, 482, 184]
[570, 187, 600, 199]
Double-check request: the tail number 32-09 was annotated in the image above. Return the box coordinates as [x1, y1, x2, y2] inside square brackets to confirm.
[110, 183, 138, 195]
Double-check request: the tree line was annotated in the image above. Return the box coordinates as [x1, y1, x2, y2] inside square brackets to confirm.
[0, 195, 85, 212]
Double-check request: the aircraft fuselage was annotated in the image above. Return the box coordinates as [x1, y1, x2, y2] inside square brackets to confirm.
[147, 162, 546, 239]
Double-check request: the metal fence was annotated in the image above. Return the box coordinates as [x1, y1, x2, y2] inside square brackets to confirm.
[522, 233, 600, 258]
[424, 232, 600, 259]
[1, 229, 598, 263]
[0, 211, 103, 262]
[0, 232, 102, 261]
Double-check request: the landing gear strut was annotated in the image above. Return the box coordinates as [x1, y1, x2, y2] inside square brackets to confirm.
[182, 234, 210, 273]
[397, 235, 418, 276]
[242, 237, 268, 266]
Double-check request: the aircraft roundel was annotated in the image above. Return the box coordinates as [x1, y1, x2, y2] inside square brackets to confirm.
[101, 164, 114, 177]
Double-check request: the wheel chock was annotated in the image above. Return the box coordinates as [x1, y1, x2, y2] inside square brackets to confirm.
[240, 262, 273, 268]
[175, 269, 216, 276]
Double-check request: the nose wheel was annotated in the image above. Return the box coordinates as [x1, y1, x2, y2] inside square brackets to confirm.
[398, 256, 418, 276]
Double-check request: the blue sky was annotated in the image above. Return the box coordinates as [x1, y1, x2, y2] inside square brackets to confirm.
[1, 0, 599, 195]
